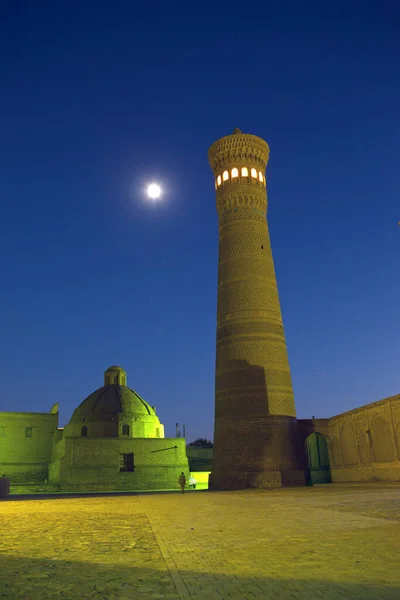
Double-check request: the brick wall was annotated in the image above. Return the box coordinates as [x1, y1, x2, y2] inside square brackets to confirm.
[0, 411, 58, 483]
[55, 437, 189, 491]
[327, 394, 400, 482]
[298, 394, 400, 483]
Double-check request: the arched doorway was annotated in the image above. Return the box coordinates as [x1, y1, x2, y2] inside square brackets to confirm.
[305, 432, 332, 484]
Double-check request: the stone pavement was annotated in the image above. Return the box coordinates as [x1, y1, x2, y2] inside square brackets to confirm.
[0, 484, 399, 599]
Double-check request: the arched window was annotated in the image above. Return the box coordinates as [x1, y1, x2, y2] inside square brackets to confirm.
[241, 167, 248, 177]
[251, 168, 257, 179]
[121, 424, 130, 436]
[82, 426, 88, 437]
[222, 170, 229, 181]
[231, 167, 239, 178]
[217, 175, 222, 186]
[215, 180, 217, 190]
[258, 171, 263, 182]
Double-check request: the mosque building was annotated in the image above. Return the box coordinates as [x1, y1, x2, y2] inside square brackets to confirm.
[1, 129, 399, 494]
[0, 366, 189, 492]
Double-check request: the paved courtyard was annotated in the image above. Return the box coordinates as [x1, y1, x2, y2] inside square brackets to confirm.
[0, 484, 399, 599]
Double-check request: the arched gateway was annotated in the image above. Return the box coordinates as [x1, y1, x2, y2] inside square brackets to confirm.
[305, 432, 331, 484]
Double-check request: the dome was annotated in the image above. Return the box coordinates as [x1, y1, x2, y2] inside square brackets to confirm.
[65, 366, 164, 439]
[70, 385, 156, 424]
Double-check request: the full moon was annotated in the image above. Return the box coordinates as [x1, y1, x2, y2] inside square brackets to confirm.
[146, 183, 162, 200]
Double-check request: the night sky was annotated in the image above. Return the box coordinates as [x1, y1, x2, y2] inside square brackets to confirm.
[0, 1, 399, 441]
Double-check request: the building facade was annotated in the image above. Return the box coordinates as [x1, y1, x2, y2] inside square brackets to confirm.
[0, 366, 189, 492]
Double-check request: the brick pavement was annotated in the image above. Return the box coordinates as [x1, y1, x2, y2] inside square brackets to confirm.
[0, 484, 399, 599]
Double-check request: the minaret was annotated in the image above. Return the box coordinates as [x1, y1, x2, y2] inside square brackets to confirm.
[208, 129, 305, 490]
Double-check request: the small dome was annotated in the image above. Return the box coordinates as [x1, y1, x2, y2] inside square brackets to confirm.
[104, 365, 126, 386]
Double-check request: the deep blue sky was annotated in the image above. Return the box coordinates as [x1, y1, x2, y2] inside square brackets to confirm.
[0, 1, 399, 441]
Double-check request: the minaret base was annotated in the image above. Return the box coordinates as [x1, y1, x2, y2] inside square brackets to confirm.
[209, 416, 307, 491]
[209, 469, 307, 491]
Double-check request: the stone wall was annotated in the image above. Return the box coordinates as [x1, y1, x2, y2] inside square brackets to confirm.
[0, 411, 58, 483]
[55, 437, 189, 491]
[326, 394, 400, 482]
[298, 394, 400, 483]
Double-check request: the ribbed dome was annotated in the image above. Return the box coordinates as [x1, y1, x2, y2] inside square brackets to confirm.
[70, 385, 156, 423]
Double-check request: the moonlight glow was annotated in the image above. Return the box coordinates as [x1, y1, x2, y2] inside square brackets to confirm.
[147, 183, 162, 200]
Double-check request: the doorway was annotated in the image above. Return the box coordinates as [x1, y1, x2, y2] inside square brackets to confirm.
[305, 432, 331, 484]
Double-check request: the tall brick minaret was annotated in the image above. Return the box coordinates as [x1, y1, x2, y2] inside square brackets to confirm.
[208, 128, 305, 490]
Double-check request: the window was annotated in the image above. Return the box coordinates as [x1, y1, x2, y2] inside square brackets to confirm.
[120, 453, 134, 472]
[251, 168, 257, 179]
[25, 427, 32, 438]
[217, 175, 222, 186]
[82, 425, 88, 437]
[258, 171, 263, 182]
[114, 376, 119, 384]
[241, 167, 248, 177]
[121, 423, 130, 436]
[231, 167, 238, 178]
[156, 427, 160, 438]
[222, 170, 229, 181]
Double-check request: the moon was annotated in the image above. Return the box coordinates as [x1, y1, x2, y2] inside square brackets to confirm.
[146, 183, 162, 200]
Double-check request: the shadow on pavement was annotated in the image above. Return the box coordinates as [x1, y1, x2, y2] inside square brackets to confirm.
[3, 489, 208, 502]
[0, 555, 398, 600]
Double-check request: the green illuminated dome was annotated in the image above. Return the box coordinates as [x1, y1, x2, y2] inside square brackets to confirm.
[66, 366, 164, 438]
[70, 385, 156, 422]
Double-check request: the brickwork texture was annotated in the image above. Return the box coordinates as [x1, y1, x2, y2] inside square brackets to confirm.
[208, 129, 303, 489]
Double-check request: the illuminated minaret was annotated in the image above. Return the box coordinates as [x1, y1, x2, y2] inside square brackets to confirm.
[208, 129, 305, 490]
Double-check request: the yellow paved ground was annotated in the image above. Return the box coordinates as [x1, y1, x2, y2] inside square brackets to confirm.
[0, 484, 399, 599]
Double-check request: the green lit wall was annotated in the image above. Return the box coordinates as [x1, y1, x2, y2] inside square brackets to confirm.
[0, 411, 59, 483]
[50, 436, 189, 491]
[64, 414, 164, 439]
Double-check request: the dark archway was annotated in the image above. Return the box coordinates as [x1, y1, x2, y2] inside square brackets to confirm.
[305, 432, 331, 484]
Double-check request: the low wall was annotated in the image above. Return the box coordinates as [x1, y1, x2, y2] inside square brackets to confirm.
[57, 436, 189, 491]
